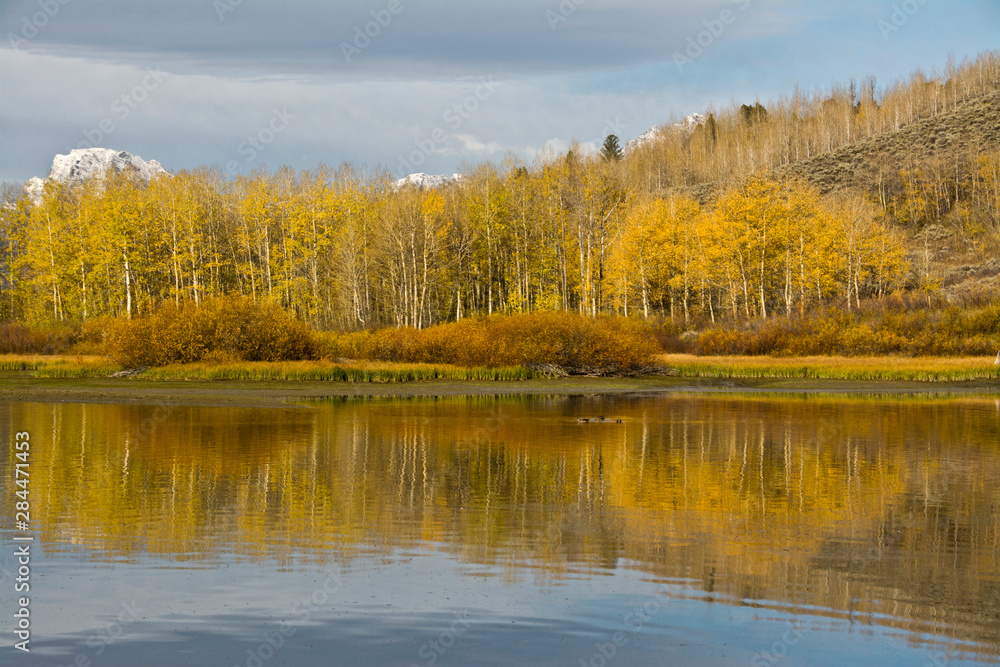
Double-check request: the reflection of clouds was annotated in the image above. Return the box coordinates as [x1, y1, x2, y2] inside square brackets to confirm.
[9, 395, 1000, 654]
[0, 550, 14, 582]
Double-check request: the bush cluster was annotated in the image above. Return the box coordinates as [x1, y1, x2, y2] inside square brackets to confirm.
[0, 321, 78, 354]
[107, 297, 315, 367]
[691, 299, 1000, 356]
[318, 311, 659, 374]
[6, 294, 997, 368]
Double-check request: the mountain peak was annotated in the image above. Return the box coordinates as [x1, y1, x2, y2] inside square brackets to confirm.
[23, 148, 167, 204]
[394, 173, 464, 190]
[49, 148, 166, 184]
[625, 113, 707, 154]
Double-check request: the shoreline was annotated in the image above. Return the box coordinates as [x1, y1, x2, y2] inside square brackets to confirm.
[3, 375, 998, 408]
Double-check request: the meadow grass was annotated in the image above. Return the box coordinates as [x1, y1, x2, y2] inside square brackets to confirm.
[0, 355, 540, 382]
[658, 354, 1000, 382]
[0, 354, 120, 377]
[141, 360, 539, 382]
[5, 353, 999, 383]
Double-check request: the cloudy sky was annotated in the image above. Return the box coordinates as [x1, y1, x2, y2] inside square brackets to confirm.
[1, 0, 998, 185]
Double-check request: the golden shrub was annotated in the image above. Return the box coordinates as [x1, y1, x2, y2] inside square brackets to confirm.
[107, 297, 316, 367]
[315, 312, 658, 374]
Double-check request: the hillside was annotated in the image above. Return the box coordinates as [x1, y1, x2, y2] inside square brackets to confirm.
[780, 89, 1000, 195]
[670, 88, 1000, 206]
[1, 51, 998, 355]
[780, 90, 1000, 302]
[660, 87, 1000, 303]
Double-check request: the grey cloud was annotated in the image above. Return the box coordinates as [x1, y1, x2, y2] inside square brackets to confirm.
[2, 0, 788, 76]
[2, 0, 998, 186]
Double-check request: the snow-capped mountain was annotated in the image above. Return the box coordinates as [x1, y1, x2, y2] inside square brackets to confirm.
[24, 148, 167, 202]
[625, 113, 707, 153]
[51, 148, 166, 184]
[394, 173, 464, 190]
[24, 177, 45, 203]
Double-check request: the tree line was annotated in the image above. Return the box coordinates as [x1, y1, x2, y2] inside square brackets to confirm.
[2, 52, 998, 332]
[1, 162, 915, 331]
[625, 51, 1000, 193]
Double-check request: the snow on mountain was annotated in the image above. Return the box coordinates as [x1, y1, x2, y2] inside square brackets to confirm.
[24, 177, 46, 203]
[678, 112, 707, 130]
[24, 148, 167, 203]
[624, 113, 707, 154]
[624, 127, 663, 154]
[49, 148, 166, 184]
[394, 173, 464, 190]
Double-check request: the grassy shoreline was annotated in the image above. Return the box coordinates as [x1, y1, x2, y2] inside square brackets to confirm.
[0, 356, 539, 382]
[1, 353, 997, 408]
[3, 353, 999, 383]
[658, 354, 1000, 382]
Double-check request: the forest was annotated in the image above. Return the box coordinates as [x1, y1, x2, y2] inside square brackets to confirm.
[1, 52, 999, 364]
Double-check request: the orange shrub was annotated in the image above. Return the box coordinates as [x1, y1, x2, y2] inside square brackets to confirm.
[107, 297, 316, 367]
[0, 321, 77, 354]
[317, 311, 659, 374]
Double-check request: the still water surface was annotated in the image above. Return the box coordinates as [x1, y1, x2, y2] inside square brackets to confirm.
[1, 394, 999, 665]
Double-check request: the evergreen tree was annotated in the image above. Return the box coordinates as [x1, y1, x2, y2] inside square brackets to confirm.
[601, 135, 623, 162]
[740, 102, 768, 126]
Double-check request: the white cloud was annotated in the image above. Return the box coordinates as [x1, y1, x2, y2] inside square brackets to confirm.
[2, 0, 997, 184]
[454, 135, 504, 156]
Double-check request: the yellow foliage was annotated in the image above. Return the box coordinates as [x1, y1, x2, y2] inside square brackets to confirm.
[318, 311, 658, 374]
[107, 296, 315, 367]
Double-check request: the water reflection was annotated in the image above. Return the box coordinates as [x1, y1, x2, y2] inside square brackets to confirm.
[1, 394, 999, 658]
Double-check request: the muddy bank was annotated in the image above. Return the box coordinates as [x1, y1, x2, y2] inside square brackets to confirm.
[2, 374, 998, 408]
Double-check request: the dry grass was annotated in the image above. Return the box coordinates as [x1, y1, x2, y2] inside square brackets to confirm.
[0, 354, 541, 382]
[659, 354, 1000, 381]
[141, 360, 538, 382]
[780, 90, 1000, 196]
[6, 353, 998, 383]
[0, 354, 121, 377]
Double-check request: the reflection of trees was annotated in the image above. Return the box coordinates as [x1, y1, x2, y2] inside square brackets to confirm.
[2, 395, 998, 651]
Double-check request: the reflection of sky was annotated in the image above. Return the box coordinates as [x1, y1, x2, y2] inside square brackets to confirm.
[0, 544, 980, 667]
[2, 395, 1000, 664]
[1, 0, 998, 183]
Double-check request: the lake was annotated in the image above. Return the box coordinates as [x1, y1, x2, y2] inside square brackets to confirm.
[2, 393, 999, 666]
